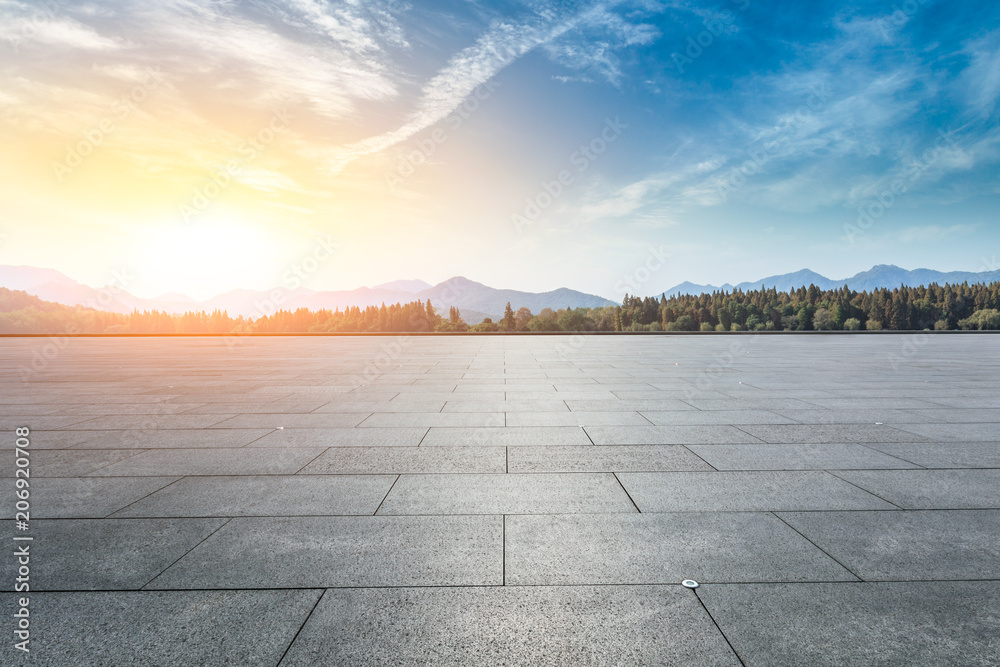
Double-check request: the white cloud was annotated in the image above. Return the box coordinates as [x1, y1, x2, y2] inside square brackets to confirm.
[960, 30, 1000, 118]
[0, 16, 122, 50]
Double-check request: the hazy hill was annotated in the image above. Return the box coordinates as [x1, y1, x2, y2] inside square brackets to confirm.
[0, 266, 612, 321]
[417, 277, 616, 319]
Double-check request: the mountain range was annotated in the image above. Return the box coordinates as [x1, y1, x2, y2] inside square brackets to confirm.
[3, 264, 999, 321]
[0, 266, 615, 321]
[658, 265, 1000, 298]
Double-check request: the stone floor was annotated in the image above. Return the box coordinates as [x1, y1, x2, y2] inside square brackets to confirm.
[2, 334, 999, 665]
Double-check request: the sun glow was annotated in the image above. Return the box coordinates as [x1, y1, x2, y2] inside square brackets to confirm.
[128, 215, 280, 300]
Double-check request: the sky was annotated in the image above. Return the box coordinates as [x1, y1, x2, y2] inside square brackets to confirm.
[0, 0, 998, 301]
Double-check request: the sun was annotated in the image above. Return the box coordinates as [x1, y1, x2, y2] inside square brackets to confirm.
[128, 213, 281, 300]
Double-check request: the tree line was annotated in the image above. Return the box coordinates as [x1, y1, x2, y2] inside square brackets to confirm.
[1, 282, 999, 334]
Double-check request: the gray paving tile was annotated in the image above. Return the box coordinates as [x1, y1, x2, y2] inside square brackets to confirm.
[113, 475, 395, 517]
[505, 513, 857, 585]
[147, 516, 501, 588]
[700, 582, 1000, 667]
[687, 444, 919, 470]
[800, 397, 944, 409]
[0, 449, 146, 477]
[209, 413, 370, 428]
[299, 446, 505, 474]
[736, 424, 928, 444]
[421, 426, 592, 447]
[890, 423, 1000, 442]
[921, 396, 1000, 408]
[641, 410, 799, 425]
[8, 429, 104, 449]
[441, 399, 570, 412]
[681, 398, 820, 410]
[1, 476, 178, 518]
[182, 400, 331, 413]
[55, 403, 207, 415]
[280, 586, 740, 666]
[88, 448, 325, 476]
[524, 390, 621, 400]
[359, 412, 504, 427]
[1, 518, 226, 590]
[618, 471, 895, 512]
[312, 400, 447, 413]
[246, 426, 427, 448]
[506, 411, 652, 427]
[1, 415, 98, 430]
[70, 428, 273, 449]
[614, 390, 733, 400]
[0, 590, 321, 667]
[771, 408, 930, 424]
[378, 473, 636, 515]
[832, 469, 1000, 509]
[778, 510, 1000, 580]
[564, 399, 697, 411]
[507, 445, 713, 472]
[59, 414, 233, 430]
[905, 407, 1000, 423]
[585, 425, 763, 445]
[864, 441, 1000, 468]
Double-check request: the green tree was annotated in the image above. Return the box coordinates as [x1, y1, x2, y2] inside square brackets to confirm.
[958, 308, 1000, 330]
[813, 308, 838, 330]
[515, 307, 533, 331]
[501, 302, 515, 331]
[797, 304, 816, 330]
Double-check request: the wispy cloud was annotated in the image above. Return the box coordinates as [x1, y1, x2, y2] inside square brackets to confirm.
[326, 8, 588, 172]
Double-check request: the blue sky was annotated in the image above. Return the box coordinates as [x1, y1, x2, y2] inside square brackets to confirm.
[0, 0, 997, 299]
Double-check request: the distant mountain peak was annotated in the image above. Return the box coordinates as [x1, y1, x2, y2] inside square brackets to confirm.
[373, 279, 433, 293]
[658, 265, 1000, 298]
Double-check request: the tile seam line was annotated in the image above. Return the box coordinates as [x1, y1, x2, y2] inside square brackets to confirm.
[769, 511, 865, 582]
[730, 424, 768, 443]
[28, 578, 1000, 594]
[139, 516, 233, 591]
[612, 472, 642, 513]
[291, 447, 331, 475]
[373, 474, 401, 515]
[104, 475, 190, 518]
[680, 444, 719, 471]
[824, 470, 907, 510]
[692, 588, 747, 667]
[855, 442, 929, 469]
[276, 588, 327, 667]
[28, 507, 1000, 520]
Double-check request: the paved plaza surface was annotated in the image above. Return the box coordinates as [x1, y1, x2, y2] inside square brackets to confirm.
[2, 333, 999, 665]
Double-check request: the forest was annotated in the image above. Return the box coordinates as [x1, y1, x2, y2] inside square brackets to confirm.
[1, 282, 999, 334]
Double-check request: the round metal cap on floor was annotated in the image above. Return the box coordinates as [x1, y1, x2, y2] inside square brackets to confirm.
[681, 579, 699, 589]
